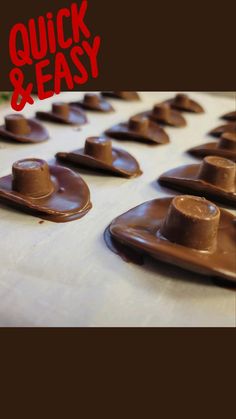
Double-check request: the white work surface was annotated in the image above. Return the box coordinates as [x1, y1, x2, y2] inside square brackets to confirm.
[0, 92, 235, 327]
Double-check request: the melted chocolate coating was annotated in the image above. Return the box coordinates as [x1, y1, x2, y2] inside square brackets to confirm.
[159, 161, 236, 208]
[189, 141, 236, 162]
[0, 116, 49, 144]
[56, 149, 142, 178]
[71, 93, 114, 113]
[36, 102, 88, 126]
[134, 104, 187, 128]
[105, 197, 236, 283]
[163, 94, 204, 113]
[106, 116, 169, 145]
[0, 164, 92, 223]
[56, 137, 142, 178]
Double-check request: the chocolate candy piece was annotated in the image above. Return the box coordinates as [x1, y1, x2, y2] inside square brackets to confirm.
[105, 196, 236, 283]
[0, 114, 49, 143]
[209, 122, 236, 138]
[101, 91, 140, 101]
[188, 132, 236, 161]
[36, 102, 88, 126]
[70, 93, 114, 113]
[134, 103, 187, 128]
[12, 159, 54, 198]
[158, 156, 236, 207]
[198, 156, 235, 192]
[105, 115, 169, 145]
[164, 93, 204, 113]
[221, 111, 236, 122]
[160, 196, 220, 251]
[0, 158, 91, 223]
[56, 137, 142, 178]
[84, 137, 113, 164]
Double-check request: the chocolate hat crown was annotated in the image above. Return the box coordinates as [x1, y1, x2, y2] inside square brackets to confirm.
[5, 114, 30, 135]
[218, 132, 236, 151]
[198, 156, 235, 192]
[160, 195, 220, 251]
[83, 93, 101, 107]
[128, 116, 149, 133]
[173, 93, 190, 108]
[52, 102, 70, 119]
[12, 159, 54, 198]
[84, 137, 113, 164]
[153, 103, 170, 119]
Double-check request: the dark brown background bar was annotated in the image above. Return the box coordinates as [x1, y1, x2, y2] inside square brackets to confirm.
[0, 0, 235, 91]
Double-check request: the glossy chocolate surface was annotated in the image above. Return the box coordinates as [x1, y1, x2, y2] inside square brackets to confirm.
[0, 115, 49, 143]
[159, 158, 236, 207]
[36, 102, 88, 126]
[105, 116, 169, 145]
[56, 137, 142, 178]
[0, 160, 91, 222]
[105, 197, 236, 283]
[101, 91, 140, 101]
[134, 103, 187, 127]
[71, 93, 114, 113]
[164, 94, 204, 113]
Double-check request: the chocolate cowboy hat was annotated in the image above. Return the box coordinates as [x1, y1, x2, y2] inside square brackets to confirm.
[189, 132, 236, 161]
[101, 91, 140, 101]
[158, 156, 236, 207]
[70, 93, 114, 113]
[163, 93, 204, 113]
[36, 102, 88, 126]
[0, 114, 49, 144]
[106, 195, 236, 283]
[56, 137, 142, 178]
[0, 159, 92, 223]
[134, 103, 187, 127]
[105, 116, 169, 145]
[221, 111, 236, 122]
[209, 122, 236, 137]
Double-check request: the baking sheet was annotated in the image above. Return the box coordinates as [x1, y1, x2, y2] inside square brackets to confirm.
[0, 92, 235, 327]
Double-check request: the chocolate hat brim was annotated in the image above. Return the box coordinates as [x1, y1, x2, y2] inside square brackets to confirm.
[101, 92, 140, 101]
[108, 197, 236, 283]
[135, 110, 187, 128]
[105, 122, 169, 145]
[159, 164, 236, 207]
[0, 165, 91, 222]
[188, 142, 236, 161]
[209, 123, 236, 137]
[70, 100, 114, 113]
[36, 107, 88, 126]
[56, 148, 142, 178]
[163, 98, 204, 113]
[221, 111, 236, 122]
[0, 119, 49, 143]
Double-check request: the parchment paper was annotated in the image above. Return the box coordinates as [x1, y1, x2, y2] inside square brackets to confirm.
[0, 92, 235, 327]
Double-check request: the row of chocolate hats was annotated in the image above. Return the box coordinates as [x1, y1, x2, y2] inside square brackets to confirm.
[0, 94, 147, 144]
[0, 136, 142, 222]
[105, 94, 205, 146]
[0, 93, 205, 145]
[0, 103, 87, 144]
